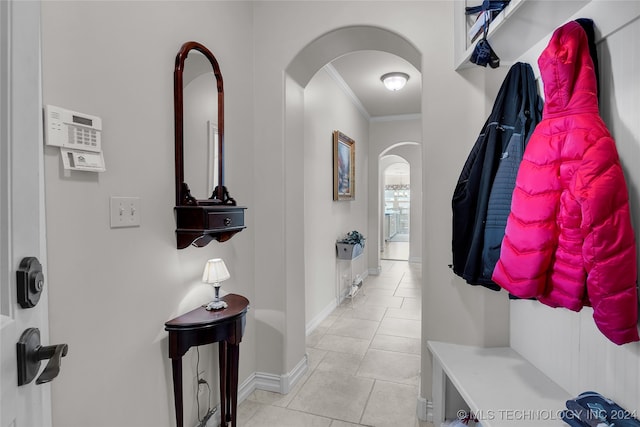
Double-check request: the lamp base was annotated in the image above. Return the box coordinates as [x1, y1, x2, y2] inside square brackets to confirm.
[205, 300, 228, 311]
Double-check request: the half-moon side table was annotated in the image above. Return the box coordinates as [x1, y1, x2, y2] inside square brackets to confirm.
[165, 294, 249, 427]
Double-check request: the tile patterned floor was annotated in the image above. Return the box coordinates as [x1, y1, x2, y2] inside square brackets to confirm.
[380, 241, 410, 261]
[237, 260, 434, 427]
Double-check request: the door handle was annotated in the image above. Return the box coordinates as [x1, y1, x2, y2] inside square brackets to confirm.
[35, 342, 69, 384]
[17, 328, 69, 386]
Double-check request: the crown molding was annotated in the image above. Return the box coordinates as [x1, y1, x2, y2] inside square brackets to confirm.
[323, 63, 370, 120]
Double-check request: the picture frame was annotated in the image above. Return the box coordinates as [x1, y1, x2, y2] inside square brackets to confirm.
[333, 130, 355, 201]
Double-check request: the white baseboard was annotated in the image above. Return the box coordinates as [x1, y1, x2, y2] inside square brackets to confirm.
[369, 266, 381, 276]
[307, 269, 373, 335]
[306, 300, 337, 336]
[409, 256, 422, 264]
[238, 373, 257, 402]
[417, 398, 433, 422]
[280, 354, 308, 394]
[254, 371, 282, 393]
[237, 354, 309, 403]
[417, 396, 427, 421]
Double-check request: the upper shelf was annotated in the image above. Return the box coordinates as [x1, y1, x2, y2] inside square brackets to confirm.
[454, 0, 591, 70]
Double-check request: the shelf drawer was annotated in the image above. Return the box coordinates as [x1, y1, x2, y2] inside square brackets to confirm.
[207, 210, 244, 230]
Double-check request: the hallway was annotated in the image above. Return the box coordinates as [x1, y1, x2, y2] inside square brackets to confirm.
[238, 260, 431, 427]
[381, 233, 410, 261]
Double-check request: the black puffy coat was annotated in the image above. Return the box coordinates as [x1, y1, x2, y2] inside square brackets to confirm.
[452, 62, 542, 289]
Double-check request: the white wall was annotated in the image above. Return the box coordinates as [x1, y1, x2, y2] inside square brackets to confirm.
[252, 0, 510, 408]
[510, 3, 640, 414]
[303, 68, 370, 327]
[418, 10, 512, 412]
[41, 3, 255, 427]
[39, 2, 640, 425]
[39, 3, 515, 426]
[369, 119, 423, 267]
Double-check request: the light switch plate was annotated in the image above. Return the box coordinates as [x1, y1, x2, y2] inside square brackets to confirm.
[110, 196, 140, 228]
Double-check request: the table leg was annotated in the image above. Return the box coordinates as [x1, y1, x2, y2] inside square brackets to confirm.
[219, 341, 228, 427]
[228, 343, 239, 427]
[171, 357, 184, 427]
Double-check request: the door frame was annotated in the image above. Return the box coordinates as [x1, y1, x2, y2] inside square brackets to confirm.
[0, 1, 53, 426]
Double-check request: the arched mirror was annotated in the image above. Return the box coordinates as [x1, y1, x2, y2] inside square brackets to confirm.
[182, 51, 218, 200]
[174, 41, 246, 249]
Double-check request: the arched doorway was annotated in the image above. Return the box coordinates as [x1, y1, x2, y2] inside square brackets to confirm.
[251, 24, 422, 393]
[285, 26, 422, 305]
[381, 156, 410, 261]
[285, 43, 424, 422]
[377, 142, 422, 267]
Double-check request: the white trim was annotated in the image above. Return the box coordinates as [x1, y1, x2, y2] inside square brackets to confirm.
[323, 63, 370, 120]
[409, 256, 422, 264]
[370, 113, 421, 123]
[2, 1, 51, 426]
[237, 354, 309, 402]
[305, 299, 337, 336]
[0, 0, 11, 318]
[417, 397, 432, 422]
[237, 372, 258, 401]
[254, 372, 282, 393]
[368, 266, 382, 276]
[323, 64, 421, 124]
[280, 354, 308, 394]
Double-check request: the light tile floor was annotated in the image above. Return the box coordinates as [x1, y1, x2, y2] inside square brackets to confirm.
[237, 260, 434, 427]
[380, 241, 409, 261]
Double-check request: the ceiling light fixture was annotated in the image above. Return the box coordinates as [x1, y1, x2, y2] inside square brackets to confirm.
[381, 72, 409, 91]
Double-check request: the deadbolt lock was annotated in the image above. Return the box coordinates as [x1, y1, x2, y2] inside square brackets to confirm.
[17, 257, 44, 308]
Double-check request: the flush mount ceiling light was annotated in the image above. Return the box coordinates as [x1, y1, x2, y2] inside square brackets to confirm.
[381, 72, 410, 91]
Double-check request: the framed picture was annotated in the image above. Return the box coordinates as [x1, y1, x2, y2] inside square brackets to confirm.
[333, 130, 355, 201]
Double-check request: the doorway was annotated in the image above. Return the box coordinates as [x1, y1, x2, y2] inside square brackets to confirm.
[381, 157, 410, 260]
[1, 1, 53, 425]
[281, 24, 423, 398]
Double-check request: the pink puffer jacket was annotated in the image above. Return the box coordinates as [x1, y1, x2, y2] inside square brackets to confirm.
[492, 21, 639, 345]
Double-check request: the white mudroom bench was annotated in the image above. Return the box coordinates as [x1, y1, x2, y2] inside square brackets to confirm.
[427, 340, 571, 426]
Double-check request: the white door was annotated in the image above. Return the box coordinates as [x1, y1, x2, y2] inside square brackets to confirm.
[1, 1, 53, 426]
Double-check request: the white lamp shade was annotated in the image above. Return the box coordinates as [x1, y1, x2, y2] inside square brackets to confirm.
[202, 258, 230, 284]
[381, 72, 409, 91]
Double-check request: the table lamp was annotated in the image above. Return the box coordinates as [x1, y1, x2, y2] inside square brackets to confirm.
[202, 258, 230, 310]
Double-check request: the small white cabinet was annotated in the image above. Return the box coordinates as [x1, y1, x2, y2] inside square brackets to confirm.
[454, 0, 591, 70]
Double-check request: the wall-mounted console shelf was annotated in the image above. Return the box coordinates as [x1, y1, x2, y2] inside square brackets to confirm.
[173, 41, 246, 249]
[454, 0, 591, 70]
[175, 205, 246, 249]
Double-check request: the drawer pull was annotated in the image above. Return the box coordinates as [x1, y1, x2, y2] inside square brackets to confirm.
[224, 217, 232, 226]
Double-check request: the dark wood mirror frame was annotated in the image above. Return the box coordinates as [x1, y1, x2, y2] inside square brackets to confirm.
[174, 41, 246, 249]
